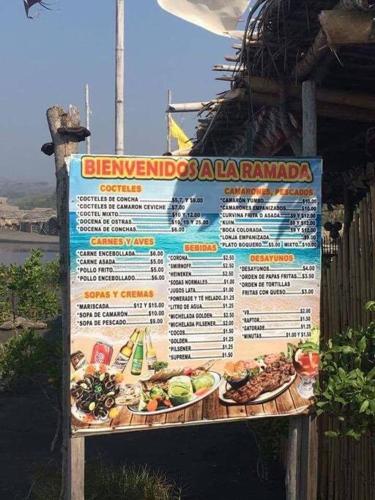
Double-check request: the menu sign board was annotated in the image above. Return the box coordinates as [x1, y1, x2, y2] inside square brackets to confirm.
[69, 155, 321, 435]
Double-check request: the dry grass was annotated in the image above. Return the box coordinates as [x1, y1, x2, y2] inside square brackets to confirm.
[31, 462, 182, 500]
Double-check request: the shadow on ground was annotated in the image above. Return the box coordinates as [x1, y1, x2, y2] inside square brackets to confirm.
[0, 389, 285, 500]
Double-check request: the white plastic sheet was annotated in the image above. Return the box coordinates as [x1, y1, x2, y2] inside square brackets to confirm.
[157, 0, 250, 36]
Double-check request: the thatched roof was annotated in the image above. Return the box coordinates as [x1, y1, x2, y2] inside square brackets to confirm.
[189, 0, 375, 205]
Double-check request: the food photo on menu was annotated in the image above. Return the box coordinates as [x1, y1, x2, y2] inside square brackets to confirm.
[70, 328, 221, 423]
[70, 327, 320, 425]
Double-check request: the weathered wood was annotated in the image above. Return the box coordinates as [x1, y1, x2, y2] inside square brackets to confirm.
[169, 76, 375, 121]
[320, 11, 375, 46]
[167, 89, 171, 153]
[224, 54, 240, 63]
[46, 105, 84, 500]
[370, 185, 375, 302]
[212, 64, 245, 72]
[359, 200, 367, 325]
[301, 415, 319, 500]
[286, 417, 302, 500]
[85, 84, 91, 154]
[294, 1, 375, 80]
[168, 88, 245, 113]
[248, 76, 375, 112]
[295, 30, 329, 81]
[300, 80, 318, 500]
[354, 213, 362, 326]
[321, 178, 375, 499]
[168, 102, 210, 113]
[249, 91, 375, 123]
[71, 438, 85, 500]
[302, 81, 317, 156]
[215, 76, 237, 82]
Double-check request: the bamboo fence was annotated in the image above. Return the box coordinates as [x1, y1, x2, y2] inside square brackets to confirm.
[319, 185, 375, 500]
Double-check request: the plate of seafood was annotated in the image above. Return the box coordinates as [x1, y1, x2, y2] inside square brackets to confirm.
[219, 353, 296, 405]
[70, 363, 141, 424]
[127, 361, 221, 416]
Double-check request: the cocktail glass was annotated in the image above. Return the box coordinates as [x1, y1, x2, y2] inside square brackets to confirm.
[293, 350, 320, 399]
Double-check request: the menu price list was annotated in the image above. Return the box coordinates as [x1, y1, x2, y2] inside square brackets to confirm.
[239, 261, 315, 341]
[76, 249, 166, 282]
[242, 308, 312, 340]
[220, 197, 318, 249]
[75, 301, 166, 329]
[74, 248, 167, 329]
[168, 254, 235, 361]
[76, 195, 208, 234]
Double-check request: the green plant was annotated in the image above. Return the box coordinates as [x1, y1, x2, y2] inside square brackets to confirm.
[31, 463, 182, 500]
[0, 329, 61, 392]
[0, 249, 60, 323]
[316, 302, 375, 440]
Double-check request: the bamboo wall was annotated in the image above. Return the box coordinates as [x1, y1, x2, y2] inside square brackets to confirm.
[318, 185, 375, 500]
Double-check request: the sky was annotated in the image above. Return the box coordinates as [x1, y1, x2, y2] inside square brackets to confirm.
[0, 0, 237, 182]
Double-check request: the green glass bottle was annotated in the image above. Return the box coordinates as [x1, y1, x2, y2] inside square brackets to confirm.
[131, 329, 144, 375]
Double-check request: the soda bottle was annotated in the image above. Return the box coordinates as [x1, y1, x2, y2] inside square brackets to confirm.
[112, 329, 139, 372]
[131, 329, 145, 375]
[145, 328, 157, 370]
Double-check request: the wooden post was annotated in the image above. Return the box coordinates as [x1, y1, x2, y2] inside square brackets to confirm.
[302, 81, 317, 156]
[286, 417, 303, 499]
[286, 80, 319, 500]
[115, 0, 125, 155]
[46, 105, 85, 500]
[85, 84, 91, 154]
[167, 89, 172, 153]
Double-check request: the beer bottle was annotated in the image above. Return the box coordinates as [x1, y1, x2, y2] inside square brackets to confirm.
[131, 329, 145, 375]
[145, 328, 157, 370]
[112, 329, 139, 372]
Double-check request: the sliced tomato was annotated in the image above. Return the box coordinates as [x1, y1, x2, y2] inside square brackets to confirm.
[146, 399, 159, 412]
[195, 388, 209, 396]
[85, 365, 95, 375]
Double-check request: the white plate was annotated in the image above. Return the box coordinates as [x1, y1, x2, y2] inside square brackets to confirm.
[71, 364, 125, 425]
[218, 373, 296, 405]
[128, 371, 221, 415]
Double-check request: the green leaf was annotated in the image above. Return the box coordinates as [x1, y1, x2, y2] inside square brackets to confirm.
[325, 431, 339, 438]
[359, 400, 369, 413]
[365, 301, 375, 312]
[300, 341, 319, 351]
[345, 430, 362, 440]
[322, 391, 332, 400]
[341, 346, 355, 354]
[357, 336, 367, 352]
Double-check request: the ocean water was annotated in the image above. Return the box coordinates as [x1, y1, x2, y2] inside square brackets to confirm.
[0, 242, 58, 265]
[69, 212, 321, 273]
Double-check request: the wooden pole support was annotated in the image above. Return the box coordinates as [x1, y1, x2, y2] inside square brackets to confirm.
[46, 105, 85, 500]
[286, 80, 319, 500]
[286, 417, 303, 499]
[302, 81, 317, 156]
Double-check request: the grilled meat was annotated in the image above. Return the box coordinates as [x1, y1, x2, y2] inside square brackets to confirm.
[224, 357, 295, 404]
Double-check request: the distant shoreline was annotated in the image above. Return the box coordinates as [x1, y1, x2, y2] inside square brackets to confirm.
[0, 231, 59, 245]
